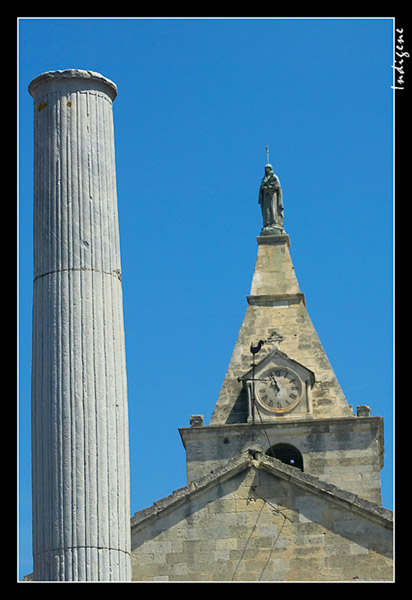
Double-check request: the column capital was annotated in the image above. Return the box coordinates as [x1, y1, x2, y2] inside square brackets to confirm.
[28, 69, 117, 101]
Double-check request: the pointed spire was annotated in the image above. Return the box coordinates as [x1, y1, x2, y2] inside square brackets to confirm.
[209, 155, 351, 425]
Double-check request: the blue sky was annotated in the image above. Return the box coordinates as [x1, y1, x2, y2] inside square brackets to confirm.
[18, 17, 394, 579]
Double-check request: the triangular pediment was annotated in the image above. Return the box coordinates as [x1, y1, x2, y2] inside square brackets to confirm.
[130, 449, 392, 535]
[240, 347, 315, 387]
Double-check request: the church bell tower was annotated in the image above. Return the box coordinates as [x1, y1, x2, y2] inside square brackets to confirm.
[180, 155, 384, 506]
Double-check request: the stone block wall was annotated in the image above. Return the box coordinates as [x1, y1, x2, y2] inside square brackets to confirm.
[131, 461, 392, 582]
[181, 416, 384, 504]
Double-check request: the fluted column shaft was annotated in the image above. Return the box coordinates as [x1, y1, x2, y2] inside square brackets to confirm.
[29, 70, 130, 581]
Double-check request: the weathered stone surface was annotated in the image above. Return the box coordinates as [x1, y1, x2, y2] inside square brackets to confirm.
[211, 234, 351, 425]
[180, 415, 384, 504]
[29, 69, 130, 581]
[131, 451, 393, 582]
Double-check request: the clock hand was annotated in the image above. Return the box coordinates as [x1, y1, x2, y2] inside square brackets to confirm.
[268, 375, 280, 395]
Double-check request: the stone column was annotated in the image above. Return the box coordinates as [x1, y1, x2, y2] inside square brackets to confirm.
[29, 70, 131, 581]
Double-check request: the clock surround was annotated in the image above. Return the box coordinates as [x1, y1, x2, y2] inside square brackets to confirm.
[239, 347, 315, 421]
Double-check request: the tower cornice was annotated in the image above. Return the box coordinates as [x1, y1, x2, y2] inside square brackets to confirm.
[257, 234, 290, 246]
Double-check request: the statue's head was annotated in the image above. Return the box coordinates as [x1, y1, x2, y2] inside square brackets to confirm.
[264, 163, 274, 175]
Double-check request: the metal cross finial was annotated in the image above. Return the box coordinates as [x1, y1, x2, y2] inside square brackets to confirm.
[265, 330, 284, 347]
[266, 145, 270, 164]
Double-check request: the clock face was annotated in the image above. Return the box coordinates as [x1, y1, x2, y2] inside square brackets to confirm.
[256, 367, 302, 413]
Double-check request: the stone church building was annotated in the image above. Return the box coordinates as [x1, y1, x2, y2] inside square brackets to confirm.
[129, 162, 393, 582]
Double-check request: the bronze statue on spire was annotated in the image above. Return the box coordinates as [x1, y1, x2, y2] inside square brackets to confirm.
[258, 146, 284, 235]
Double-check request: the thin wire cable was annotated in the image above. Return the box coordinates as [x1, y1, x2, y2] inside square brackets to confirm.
[231, 500, 265, 581]
[251, 486, 293, 522]
[253, 400, 276, 458]
[258, 513, 287, 581]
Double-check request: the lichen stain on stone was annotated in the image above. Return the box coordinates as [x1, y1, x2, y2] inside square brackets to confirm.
[38, 103, 48, 113]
